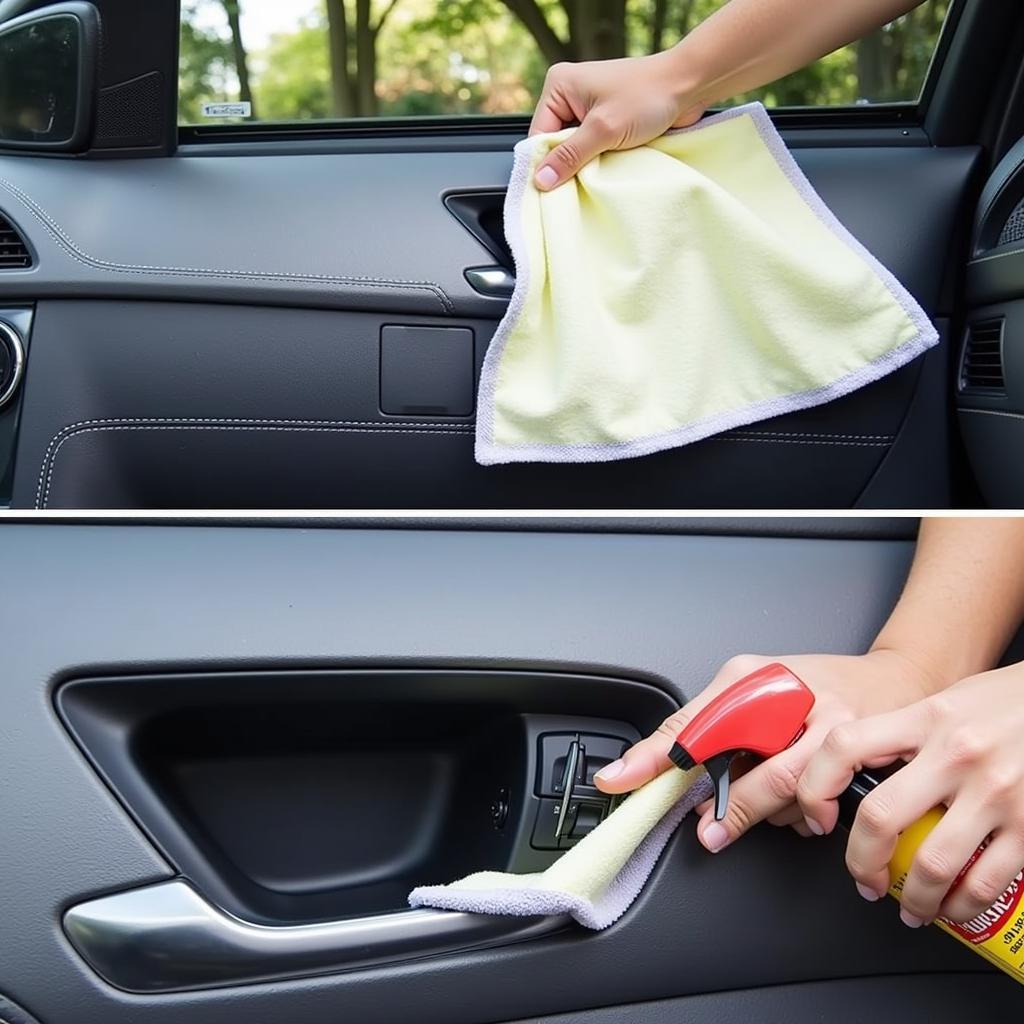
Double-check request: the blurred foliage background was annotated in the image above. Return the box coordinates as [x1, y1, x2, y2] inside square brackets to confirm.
[179, 0, 950, 124]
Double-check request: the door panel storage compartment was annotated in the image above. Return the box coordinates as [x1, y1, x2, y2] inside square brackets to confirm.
[57, 669, 672, 925]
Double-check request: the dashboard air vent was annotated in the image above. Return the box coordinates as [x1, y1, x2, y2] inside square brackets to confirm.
[0, 213, 30, 269]
[961, 319, 1005, 393]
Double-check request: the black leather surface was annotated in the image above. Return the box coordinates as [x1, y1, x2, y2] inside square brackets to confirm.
[11, 302, 936, 508]
[0, 524, 1006, 1024]
[857, 323, 956, 508]
[501, 974, 1021, 1023]
[5, 140, 981, 508]
[0, 516, 921, 539]
[958, 407, 1024, 505]
[0, 142, 978, 319]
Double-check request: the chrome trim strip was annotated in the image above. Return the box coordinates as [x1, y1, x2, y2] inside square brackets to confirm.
[464, 265, 515, 298]
[64, 880, 569, 993]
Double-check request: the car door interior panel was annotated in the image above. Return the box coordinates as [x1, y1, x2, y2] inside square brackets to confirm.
[1, 519, 1020, 1024]
[0, 141, 980, 508]
[4, 5, 1024, 1024]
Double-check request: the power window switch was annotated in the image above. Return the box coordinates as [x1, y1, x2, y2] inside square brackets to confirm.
[530, 797, 612, 850]
[568, 800, 606, 840]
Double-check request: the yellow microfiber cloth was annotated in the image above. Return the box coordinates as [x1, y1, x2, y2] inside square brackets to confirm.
[475, 102, 937, 465]
[408, 767, 711, 930]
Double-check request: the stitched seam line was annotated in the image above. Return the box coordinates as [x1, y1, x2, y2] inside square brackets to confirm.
[40, 423, 477, 507]
[36, 417, 475, 507]
[729, 430, 894, 441]
[710, 437, 891, 447]
[35, 418, 895, 506]
[0, 176, 454, 313]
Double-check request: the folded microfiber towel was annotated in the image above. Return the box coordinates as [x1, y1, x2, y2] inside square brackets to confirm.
[475, 101, 938, 465]
[408, 767, 711, 930]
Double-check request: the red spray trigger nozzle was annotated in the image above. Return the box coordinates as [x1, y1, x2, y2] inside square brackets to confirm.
[669, 663, 814, 821]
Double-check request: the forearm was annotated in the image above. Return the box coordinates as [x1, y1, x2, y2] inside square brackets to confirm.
[870, 518, 1024, 696]
[665, 0, 925, 113]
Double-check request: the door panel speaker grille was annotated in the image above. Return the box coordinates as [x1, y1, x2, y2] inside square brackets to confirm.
[95, 71, 165, 149]
[961, 319, 1006, 393]
[999, 197, 1024, 247]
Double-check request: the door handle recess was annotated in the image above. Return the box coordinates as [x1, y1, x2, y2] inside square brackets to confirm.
[64, 880, 570, 993]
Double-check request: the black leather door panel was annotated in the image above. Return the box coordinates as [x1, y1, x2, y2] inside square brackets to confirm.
[0, 144, 977, 318]
[2, 137, 980, 508]
[11, 301, 944, 508]
[0, 522, 1016, 1024]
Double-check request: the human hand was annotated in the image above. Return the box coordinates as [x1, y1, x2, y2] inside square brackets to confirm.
[595, 650, 932, 855]
[529, 51, 706, 191]
[797, 663, 1024, 927]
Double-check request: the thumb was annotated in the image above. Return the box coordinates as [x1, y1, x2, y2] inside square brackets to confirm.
[594, 655, 773, 795]
[594, 708, 689, 794]
[533, 114, 616, 191]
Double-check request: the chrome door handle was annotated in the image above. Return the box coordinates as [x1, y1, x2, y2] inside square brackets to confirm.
[465, 265, 515, 298]
[64, 880, 570, 993]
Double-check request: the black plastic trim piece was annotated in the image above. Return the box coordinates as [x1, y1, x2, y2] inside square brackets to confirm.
[0, 209, 33, 268]
[0, 306, 34, 505]
[970, 131, 1024, 256]
[925, 0, 1022, 147]
[0, 516, 922, 539]
[443, 189, 514, 270]
[178, 105, 927, 148]
[967, 249, 1024, 308]
[914, 0, 964, 119]
[175, 124, 931, 159]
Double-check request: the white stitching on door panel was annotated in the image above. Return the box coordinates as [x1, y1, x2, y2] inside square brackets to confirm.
[35, 415, 894, 507]
[0, 177, 456, 313]
[39, 422, 477, 507]
[712, 437, 890, 447]
[36, 416, 475, 507]
[729, 430, 894, 441]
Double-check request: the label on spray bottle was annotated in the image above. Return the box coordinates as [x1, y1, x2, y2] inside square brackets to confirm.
[888, 810, 1024, 981]
[844, 775, 1024, 984]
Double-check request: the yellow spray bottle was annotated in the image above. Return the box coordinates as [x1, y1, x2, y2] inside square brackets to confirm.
[669, 663, 1024, 986]
[838, 770, 1024, 984]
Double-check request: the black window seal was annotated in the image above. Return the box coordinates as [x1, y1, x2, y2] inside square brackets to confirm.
[177, 102, 927, 146]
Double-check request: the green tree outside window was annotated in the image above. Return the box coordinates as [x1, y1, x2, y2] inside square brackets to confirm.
[178, 0, 950, 125]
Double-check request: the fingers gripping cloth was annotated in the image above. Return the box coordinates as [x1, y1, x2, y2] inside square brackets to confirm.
[408, 767, 712, 930]
[475, 102, 938, 465]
